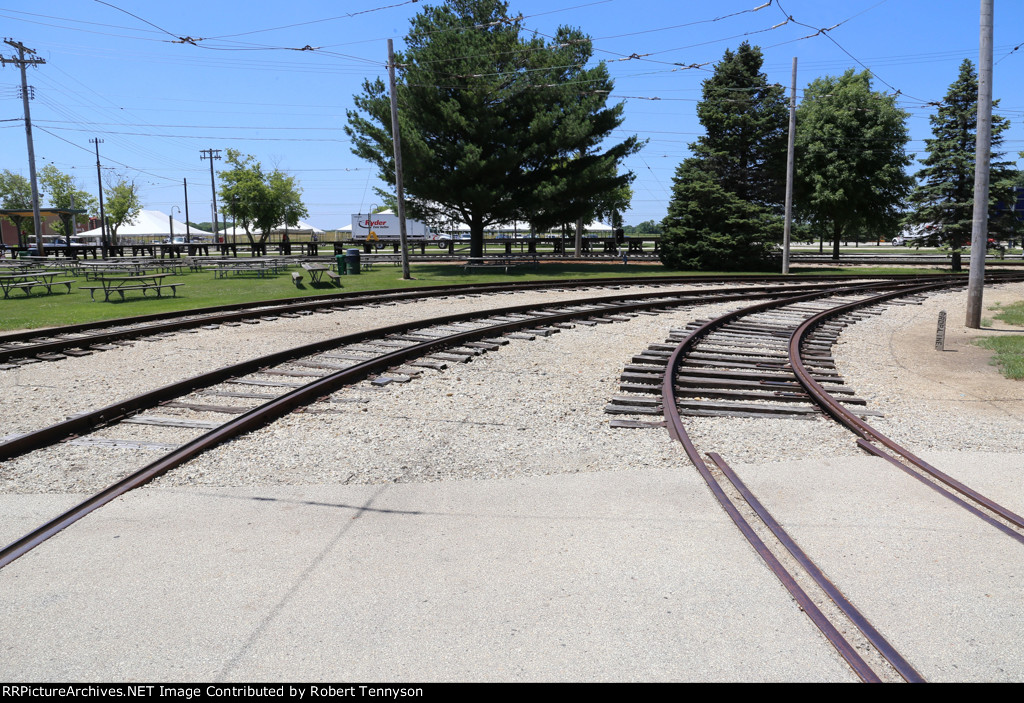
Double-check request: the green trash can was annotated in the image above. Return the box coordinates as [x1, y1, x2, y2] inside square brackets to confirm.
[335, 254, 347, 275]
[345, 248, 361, 275]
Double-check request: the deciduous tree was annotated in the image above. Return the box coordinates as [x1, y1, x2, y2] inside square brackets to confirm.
[218, 149, 308, 250]
[103, 176, 142, 244]
[38, 164, 96, 238]
[0, 169, 33, 245]
[795, 69, 913, 260]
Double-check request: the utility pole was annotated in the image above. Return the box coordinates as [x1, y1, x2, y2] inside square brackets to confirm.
[966, 0, 994, 328]
[90, 138, 108, 258]
[387, 39, 411, 280]
[2, 39, 46, 254]
[782, 57, 797, 275]
[184, 178, 191, 238]
[200, 149, 221, 244]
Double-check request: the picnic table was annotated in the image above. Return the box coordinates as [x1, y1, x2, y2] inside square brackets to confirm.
[80, 273, 183, 302]
[211, 259, 288, 278]
[0, 270, 76, 298]
[462, 256, 539, 273]
[299, 262, 342, 286]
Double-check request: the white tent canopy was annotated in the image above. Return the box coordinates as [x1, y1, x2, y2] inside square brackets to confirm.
[78, 209, 191, 239]
[270, 220, 324, 235]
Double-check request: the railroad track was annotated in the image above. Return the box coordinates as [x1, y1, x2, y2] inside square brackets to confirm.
[1, 278, 908, 569]
[4, 272, 1022, 681]
[602, 274, 1024, 682]
[0, 273, 968, 367]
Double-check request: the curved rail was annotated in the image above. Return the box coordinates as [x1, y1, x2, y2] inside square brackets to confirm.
[789, 288, 1024, 540]
[0, 273, 975, 365]
[1, 282, 865, 569]
[659, 280, 946, 682]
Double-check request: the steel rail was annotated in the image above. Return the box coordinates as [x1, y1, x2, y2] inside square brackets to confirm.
[789, 284, 1024, 538]
[0, 273, 972, 364]
[0, 312, 577, 570]
[0, 284, 868, 568]
[0, 273, 902, 344]
[0, 282, 878, 463]
[659, 281, 947, 682]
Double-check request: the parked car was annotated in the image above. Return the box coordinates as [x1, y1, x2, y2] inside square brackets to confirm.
[163, 235, 209, 244]
[892, 223, 938, 246]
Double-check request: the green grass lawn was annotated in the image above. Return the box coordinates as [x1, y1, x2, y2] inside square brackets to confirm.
[975, 336, 1024, 380]
[0, 261, 956, 333]
[975, 300, 1024, 380]
[989, 300, 1024, 326]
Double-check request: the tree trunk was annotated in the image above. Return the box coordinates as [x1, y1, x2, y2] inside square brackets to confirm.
[470, 218, 484, 258]
[951, 250, 962, 272]
[831, 222, 843, 261]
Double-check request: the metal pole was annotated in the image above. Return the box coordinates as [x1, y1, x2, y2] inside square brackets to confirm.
[200, 149, 221, 245]
[3, 40, 45, 254]
[184, 178, 191, 238]
[966, 0, 993, 328]
[90, 138, 107, 258]
[783, 57, 797, 275]
[388, 39, 411, 280]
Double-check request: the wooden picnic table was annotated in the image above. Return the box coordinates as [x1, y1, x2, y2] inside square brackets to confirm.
[299, 262, 342, 286]
[80, 260, 186, 279]
[0, 271, 76, 298]
[211, 259, 288, 278]
[462, 256, 539, 273]
[81, 273, 182, 302]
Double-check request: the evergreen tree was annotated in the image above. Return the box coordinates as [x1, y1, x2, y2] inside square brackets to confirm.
[906, 59, 1015, 248]
[660, 43, 787, 270]
[796, 69, 913, 259]
[345, 0, 640, 258]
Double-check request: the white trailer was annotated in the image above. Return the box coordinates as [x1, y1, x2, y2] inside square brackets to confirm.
[350, 213, 434, 245]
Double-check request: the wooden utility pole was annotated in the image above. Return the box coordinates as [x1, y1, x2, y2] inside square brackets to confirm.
[184, 178, 191, 238]
[200, 149, 221, 244]
[2, 39, 45, 254]
[782, 57, 797, 275]
[388, 39, 411, 279]
[966, 0, 994, 328]
[90, 138, 108, 257]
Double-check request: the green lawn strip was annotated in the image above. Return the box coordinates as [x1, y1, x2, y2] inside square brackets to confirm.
[0, 262, 952, 332]
[974, 336, 1024, 380]
[990, 300, 1024, 326]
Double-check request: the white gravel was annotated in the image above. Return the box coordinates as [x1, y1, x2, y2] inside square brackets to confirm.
[0, 283, 709, 493]
[3, 279, 1021, 495]
[832, 282, 1024, 454]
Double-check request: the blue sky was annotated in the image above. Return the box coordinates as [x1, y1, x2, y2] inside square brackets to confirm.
[2, 0, 1022, 230]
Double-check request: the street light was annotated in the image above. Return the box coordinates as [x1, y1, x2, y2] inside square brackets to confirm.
[170, 206, 181, 242]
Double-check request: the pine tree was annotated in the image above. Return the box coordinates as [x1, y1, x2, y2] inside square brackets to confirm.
[906, 59, 1015, 248]
[660, 42, 787, 270]
[346, 0, 640, 259]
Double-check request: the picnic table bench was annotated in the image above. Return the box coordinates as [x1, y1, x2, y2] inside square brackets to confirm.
[212, 265, 270, 278]
[0, 271, 76, 298]
[462, 256, 539, 273]
[80, 273, 183, 302]
[300, 262, 342, 286]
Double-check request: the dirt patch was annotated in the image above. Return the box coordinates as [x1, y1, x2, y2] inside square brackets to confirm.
[879, 285, 1024, 410]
